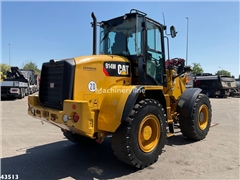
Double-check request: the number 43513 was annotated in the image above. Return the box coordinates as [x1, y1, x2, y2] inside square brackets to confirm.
[0, 174, 18, 180]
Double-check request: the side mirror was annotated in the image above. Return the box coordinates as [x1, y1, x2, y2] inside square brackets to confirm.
[170, 26, 177, 38]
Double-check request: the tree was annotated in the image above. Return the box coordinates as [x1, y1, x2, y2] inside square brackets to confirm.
[192, 63, 203, 75]
[0, 63, 10, 74]
[22, 60, 41, 75]
[215, 70, 231, 76]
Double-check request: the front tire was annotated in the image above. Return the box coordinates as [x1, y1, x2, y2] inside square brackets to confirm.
[179, 93, 212, 140]
[111, 99, 167, 169]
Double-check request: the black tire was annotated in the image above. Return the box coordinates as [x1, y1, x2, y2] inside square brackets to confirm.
[26, 88, 30, 96]
[62, 129, 96, 145]
[111, 99, 167, 169]
[18, 88, 24, 99]
[22, 89, 25, 98]
[179, 93, 212, 140]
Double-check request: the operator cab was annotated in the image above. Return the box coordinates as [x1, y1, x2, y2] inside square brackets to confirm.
[98, 9, 176, 86]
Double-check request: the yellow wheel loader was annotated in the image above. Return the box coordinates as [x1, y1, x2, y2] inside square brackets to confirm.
[28, 9, 212, 169]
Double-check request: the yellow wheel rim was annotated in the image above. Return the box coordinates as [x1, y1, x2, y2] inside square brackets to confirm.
[198, 104, 209, 130]
[138, 115, 160, 153]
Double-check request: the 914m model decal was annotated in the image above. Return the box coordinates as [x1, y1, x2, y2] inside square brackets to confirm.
[103, 62, 130, 77]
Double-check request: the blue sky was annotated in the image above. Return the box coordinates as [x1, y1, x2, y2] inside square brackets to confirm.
[1, 1, 239, 78]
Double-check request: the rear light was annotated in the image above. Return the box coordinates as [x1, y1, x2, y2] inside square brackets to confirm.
[10, 88, 19, 93]
[73, 113, 79, 122]
[62, 113, 79, 123]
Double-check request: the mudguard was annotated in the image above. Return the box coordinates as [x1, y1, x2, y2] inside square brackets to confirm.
[98, 86, 144, 132]
[177, 88, 202, 119]
[121, 86, 144, 122]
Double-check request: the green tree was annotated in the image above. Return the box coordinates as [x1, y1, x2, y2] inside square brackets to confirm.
[22, 60, 41, 75]
[215, 70, 231, 76]
[192, 63, 204, 75]
[0, 63, 10, 74]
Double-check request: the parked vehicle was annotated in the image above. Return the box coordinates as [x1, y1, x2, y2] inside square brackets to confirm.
[235, 79, 240, 89]
[19, 69, 38, 94]
[193, 74, 237, 98]
[1, 67, 29, 99]
[1, 67, 39, 99]
[230, 79, 240, 97]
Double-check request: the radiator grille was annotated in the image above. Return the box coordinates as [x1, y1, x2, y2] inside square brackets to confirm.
[39, 59, 75, 110]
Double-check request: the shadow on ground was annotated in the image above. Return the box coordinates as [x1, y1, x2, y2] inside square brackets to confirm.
[166, 133, 196, 146]
[0, 97, 18, 101]
[1, 138, 137, 180]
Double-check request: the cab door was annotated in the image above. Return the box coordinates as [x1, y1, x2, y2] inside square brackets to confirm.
[145, 20, 166, 86]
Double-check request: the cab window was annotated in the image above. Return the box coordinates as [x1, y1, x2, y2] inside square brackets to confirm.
[146, 21, 164, 85]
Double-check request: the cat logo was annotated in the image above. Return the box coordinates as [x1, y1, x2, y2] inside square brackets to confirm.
[103, 62, 130, 77]
[118, 64, 129, 75]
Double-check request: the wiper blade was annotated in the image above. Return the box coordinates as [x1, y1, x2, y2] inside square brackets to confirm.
[100, 25, 115, 43]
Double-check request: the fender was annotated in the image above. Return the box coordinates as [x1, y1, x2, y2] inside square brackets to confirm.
[177, 88, 202, 119]
[121, 86, 144, 122]
[98, 85, 144, 132]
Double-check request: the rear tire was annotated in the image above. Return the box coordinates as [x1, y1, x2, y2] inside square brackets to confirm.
[22, 89, 25, 98]
[111, 99, 167, 169]
[179, 93, 212, 140]
[18, 88, 24, 99]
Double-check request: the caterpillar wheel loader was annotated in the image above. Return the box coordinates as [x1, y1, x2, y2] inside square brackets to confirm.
[28, 9, 212, 169]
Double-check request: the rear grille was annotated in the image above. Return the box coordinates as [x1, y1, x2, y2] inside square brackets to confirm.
[39, 58, 75, 110]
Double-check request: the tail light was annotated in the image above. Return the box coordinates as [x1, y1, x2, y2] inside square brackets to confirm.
[73, 113, 79, 122]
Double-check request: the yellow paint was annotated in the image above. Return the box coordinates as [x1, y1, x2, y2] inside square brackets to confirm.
[73, 55, 131, 107]
[138, 114, 160, 153]
[163, 69, 187, 100]
[98, 85, 137, 132]
[28, 53, 193, 140]
[198, 104, 209, 130]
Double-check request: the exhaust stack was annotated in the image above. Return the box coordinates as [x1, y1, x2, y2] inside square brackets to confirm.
[91, 12, 97, 55]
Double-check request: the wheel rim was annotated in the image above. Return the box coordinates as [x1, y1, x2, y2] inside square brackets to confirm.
[198, 104, 209, 130]
[138, 114, 160, 153]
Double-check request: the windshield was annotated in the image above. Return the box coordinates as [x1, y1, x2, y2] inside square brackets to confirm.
[99, 15, 142, 56]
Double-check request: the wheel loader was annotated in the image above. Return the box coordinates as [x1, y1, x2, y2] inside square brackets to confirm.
[28, 9, 212, 169]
